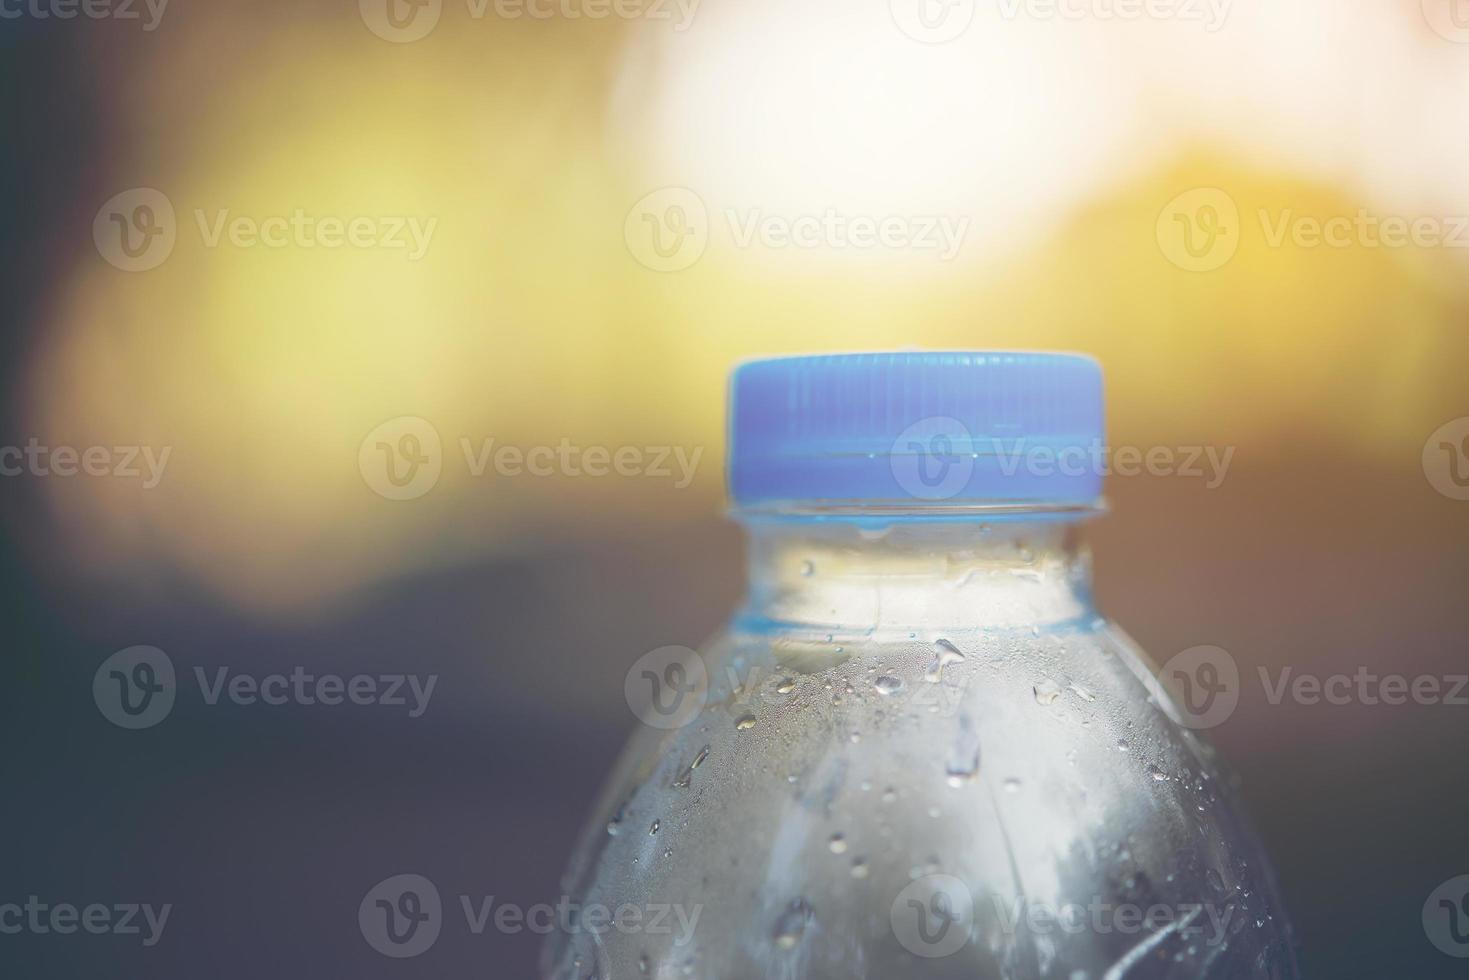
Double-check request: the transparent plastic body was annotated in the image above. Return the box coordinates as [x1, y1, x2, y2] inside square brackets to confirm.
[546, 510, 1299, 979]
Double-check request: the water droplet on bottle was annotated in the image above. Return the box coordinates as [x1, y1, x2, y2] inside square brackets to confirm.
[775, 677, 796, 694]
[881, 787, 897, 803]
[735, 714, 757, 731]
[638, 954, 650, 975]
[1003, 777, 1022, 793]
[649, 819, 661, 835]
[1148, 765, 1168, 782]
[874, 675, 903, 696]
[945, 718, 981, 787]
[924, 639, 967, 683]
[772, 899, 814, 950]
[800, 560, 815, 577]
[1070, 683, 1096, 702]
[1034, 679, 1062, 705]
[1116, 739, 1130, 753]
[850, 858, 869, 879]
[1206, 868, 1226, 896]
[691, 745, 710, 769]
[828, 833, 848, 854]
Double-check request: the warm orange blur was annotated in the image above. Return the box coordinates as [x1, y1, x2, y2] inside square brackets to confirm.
[25, 0, 1469, 616]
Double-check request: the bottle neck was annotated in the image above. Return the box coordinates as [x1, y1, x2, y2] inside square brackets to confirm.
[735, 508, 1098, 633]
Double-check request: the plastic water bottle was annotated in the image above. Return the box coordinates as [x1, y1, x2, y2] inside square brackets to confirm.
[546, 352, 1298, 979]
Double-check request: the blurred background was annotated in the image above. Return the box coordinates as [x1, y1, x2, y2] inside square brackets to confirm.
[2, 0, 1468, 976]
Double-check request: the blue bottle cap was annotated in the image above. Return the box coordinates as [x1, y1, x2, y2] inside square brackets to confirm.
[728, 351, 1104, 508]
